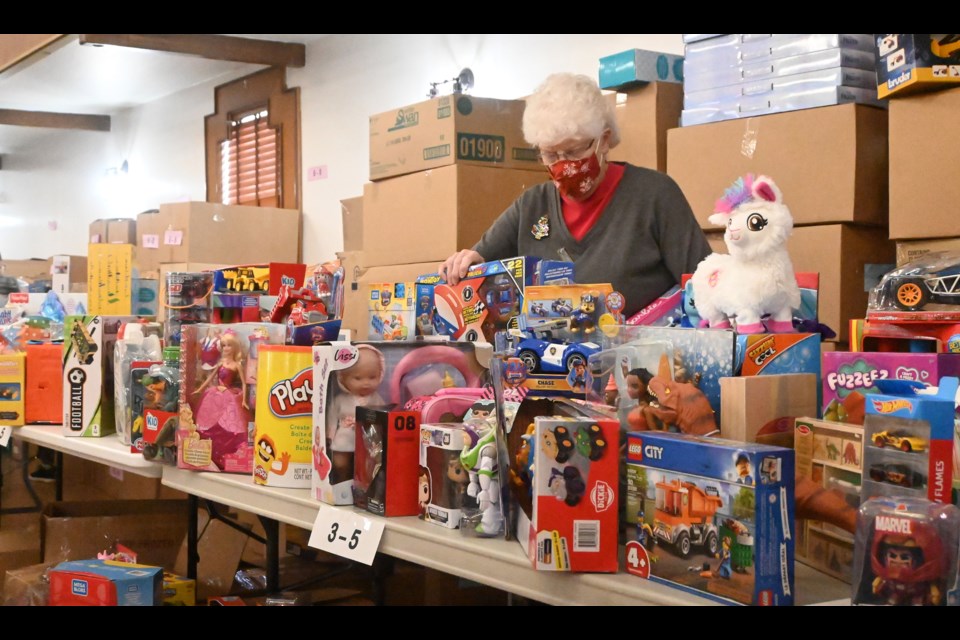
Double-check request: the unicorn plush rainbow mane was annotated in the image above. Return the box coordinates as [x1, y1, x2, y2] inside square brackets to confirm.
[690, 174, 800, 334]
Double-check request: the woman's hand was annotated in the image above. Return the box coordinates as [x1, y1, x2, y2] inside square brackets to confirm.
[438, 249, 484, 285]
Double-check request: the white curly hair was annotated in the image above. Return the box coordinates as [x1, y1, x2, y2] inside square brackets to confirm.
[522, 73, 621, 150]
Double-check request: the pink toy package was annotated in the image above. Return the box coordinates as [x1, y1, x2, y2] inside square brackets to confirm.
[312, 340, 488, 505]
[176, 323, 286, 474]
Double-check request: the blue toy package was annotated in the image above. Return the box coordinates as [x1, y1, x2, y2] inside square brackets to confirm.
[624, 431, 795, 605]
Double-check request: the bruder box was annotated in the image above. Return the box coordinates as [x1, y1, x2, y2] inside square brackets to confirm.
[362, 164, 548, 267]
[667, 104, 888, 228]
[135, 202, 301, 275]
[369, 95, 538, 181]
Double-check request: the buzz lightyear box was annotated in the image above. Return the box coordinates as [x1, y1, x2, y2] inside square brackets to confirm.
[624, 431, 795, 606]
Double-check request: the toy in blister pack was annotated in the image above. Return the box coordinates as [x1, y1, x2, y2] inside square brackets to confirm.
[458, 416, 504, 537]
[868, 252, 960, 321]
[164, 272, 214, 347]
[114, 322, 163, 446]
[852, 496, 960, 605]
[141, 347, 180, 464]
[498, 323, 601, 397]
[366, 282, 415, 341]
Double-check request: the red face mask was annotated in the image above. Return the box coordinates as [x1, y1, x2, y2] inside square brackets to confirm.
[547, 151, 602, 200]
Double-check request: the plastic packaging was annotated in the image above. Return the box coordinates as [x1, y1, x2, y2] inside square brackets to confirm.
[114, 322, 163, 445]
[141, 347, 181, 464]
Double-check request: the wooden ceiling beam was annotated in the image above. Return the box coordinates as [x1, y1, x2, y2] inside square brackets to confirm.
[0, 109, 110, 132]
[79, 34, 306, 68]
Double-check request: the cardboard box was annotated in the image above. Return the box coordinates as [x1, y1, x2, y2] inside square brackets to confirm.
[719, 374, 818, 446]
[711, 225, 895, 343]
[667, 104, 888, 227]
[896, 237, 960, 266]
[89, 218, 136, 245]
[369, 95, 536, 181]
[599, 48, 684, 90]
[606, 83, 684, 172]
[174, 509, 249, 601]
[52, 255, 87, 294]
[625, 432, 795, 605]
[41, 500, 189, 570]
[341, 196, 363, 252]
[87, 244, 134, 315]
[25, 343, 62, 424]
[135, 203, 301, 274]
[875, 34, 960, 98]
[0, 530, 41, 591]
[363, 164, 548, 267]
[0, 258, 52, 281]
[889, 87, 960, 239]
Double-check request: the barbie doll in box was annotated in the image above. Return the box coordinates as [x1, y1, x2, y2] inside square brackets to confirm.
[192, 330, 251, 469]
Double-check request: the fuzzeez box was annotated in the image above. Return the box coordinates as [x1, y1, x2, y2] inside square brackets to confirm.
[518, 416, 619, 572]
[625, 432, 795, 605]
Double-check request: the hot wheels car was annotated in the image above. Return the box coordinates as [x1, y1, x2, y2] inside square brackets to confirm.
[872, 429, 927, 453]
[513, 332, 601, 374]
[871, 252, 960, 312]
[868, 463, 926, 489]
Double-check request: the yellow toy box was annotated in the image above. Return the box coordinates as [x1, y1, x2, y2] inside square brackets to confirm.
[253, 345, 314, 488]
[0, 352, 25, 426]
[366, 282, 416, 341]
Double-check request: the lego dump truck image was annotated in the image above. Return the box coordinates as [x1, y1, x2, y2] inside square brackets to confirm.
[653, 478, 722, 558]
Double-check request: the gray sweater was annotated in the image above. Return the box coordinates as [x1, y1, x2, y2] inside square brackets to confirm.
[474, 164, 712, 318]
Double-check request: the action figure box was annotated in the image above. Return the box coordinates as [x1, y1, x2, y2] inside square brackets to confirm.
[852, 496, 960, 605]
[517, 415, 619, 572]
[875, 34, 960, 98]
[419, 423, 472, 529]
[48, 559, 163, 606]
[366, 282, 416, 341]
[822, 352, 960, 425]
[25, 343, 62, 424]
[62, 316, 137, 437]
[354, 406, 421, 517]
[794, 418, 864, 583]
[861, 378, 956, 505]
[415, 256, 572, 343]
[313, 340, 487, 505]
[625, 431, 795, 605]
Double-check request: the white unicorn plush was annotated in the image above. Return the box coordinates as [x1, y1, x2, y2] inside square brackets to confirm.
[690, 174, 800, 334]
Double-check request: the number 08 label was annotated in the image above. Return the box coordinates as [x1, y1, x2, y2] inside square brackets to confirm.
[308, 506, 385, 566]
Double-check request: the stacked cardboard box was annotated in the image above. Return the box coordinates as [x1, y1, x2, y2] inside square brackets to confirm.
[672, 102, 894, 343]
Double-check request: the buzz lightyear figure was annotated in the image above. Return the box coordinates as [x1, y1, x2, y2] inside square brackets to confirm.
[460, 425, 502, 536]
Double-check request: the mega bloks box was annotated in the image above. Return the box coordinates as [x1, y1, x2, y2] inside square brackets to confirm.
[0, 352, 25, 426]
[875, 34, 960, 98]
[794, 418, 863, 583]
[62, 316, 137, 437]
[822, 352, 960, 424]
[354, 406, 421, 517]
[861, 378, 956, 504]
[48, 559, 162, 606]
[313, 340, 486, 505]
[625, 431, 795, 605]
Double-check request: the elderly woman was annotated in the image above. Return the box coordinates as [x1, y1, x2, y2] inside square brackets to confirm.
[439, 72, 711, 318]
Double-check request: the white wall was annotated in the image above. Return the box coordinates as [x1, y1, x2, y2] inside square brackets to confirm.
[1, 34, 683, 262]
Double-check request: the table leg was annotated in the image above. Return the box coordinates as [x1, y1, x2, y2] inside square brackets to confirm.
[54, 451, 63, 501]
[187, 494, 199, 580]
[257, 515, 280, 593]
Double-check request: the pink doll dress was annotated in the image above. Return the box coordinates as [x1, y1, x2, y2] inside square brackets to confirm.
[195, 365, 252, 469]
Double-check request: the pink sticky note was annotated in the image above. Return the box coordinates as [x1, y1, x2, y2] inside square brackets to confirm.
[142, 234, 160, 249]
[163, 230, 184, 246]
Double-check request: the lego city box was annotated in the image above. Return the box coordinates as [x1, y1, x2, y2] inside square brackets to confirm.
[625, 431, 795, 605]
[875, 34, 960, 99]
[354, 406, 420, 517]
[369, 94, 535, 181]
[62, 316, 137, 437]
